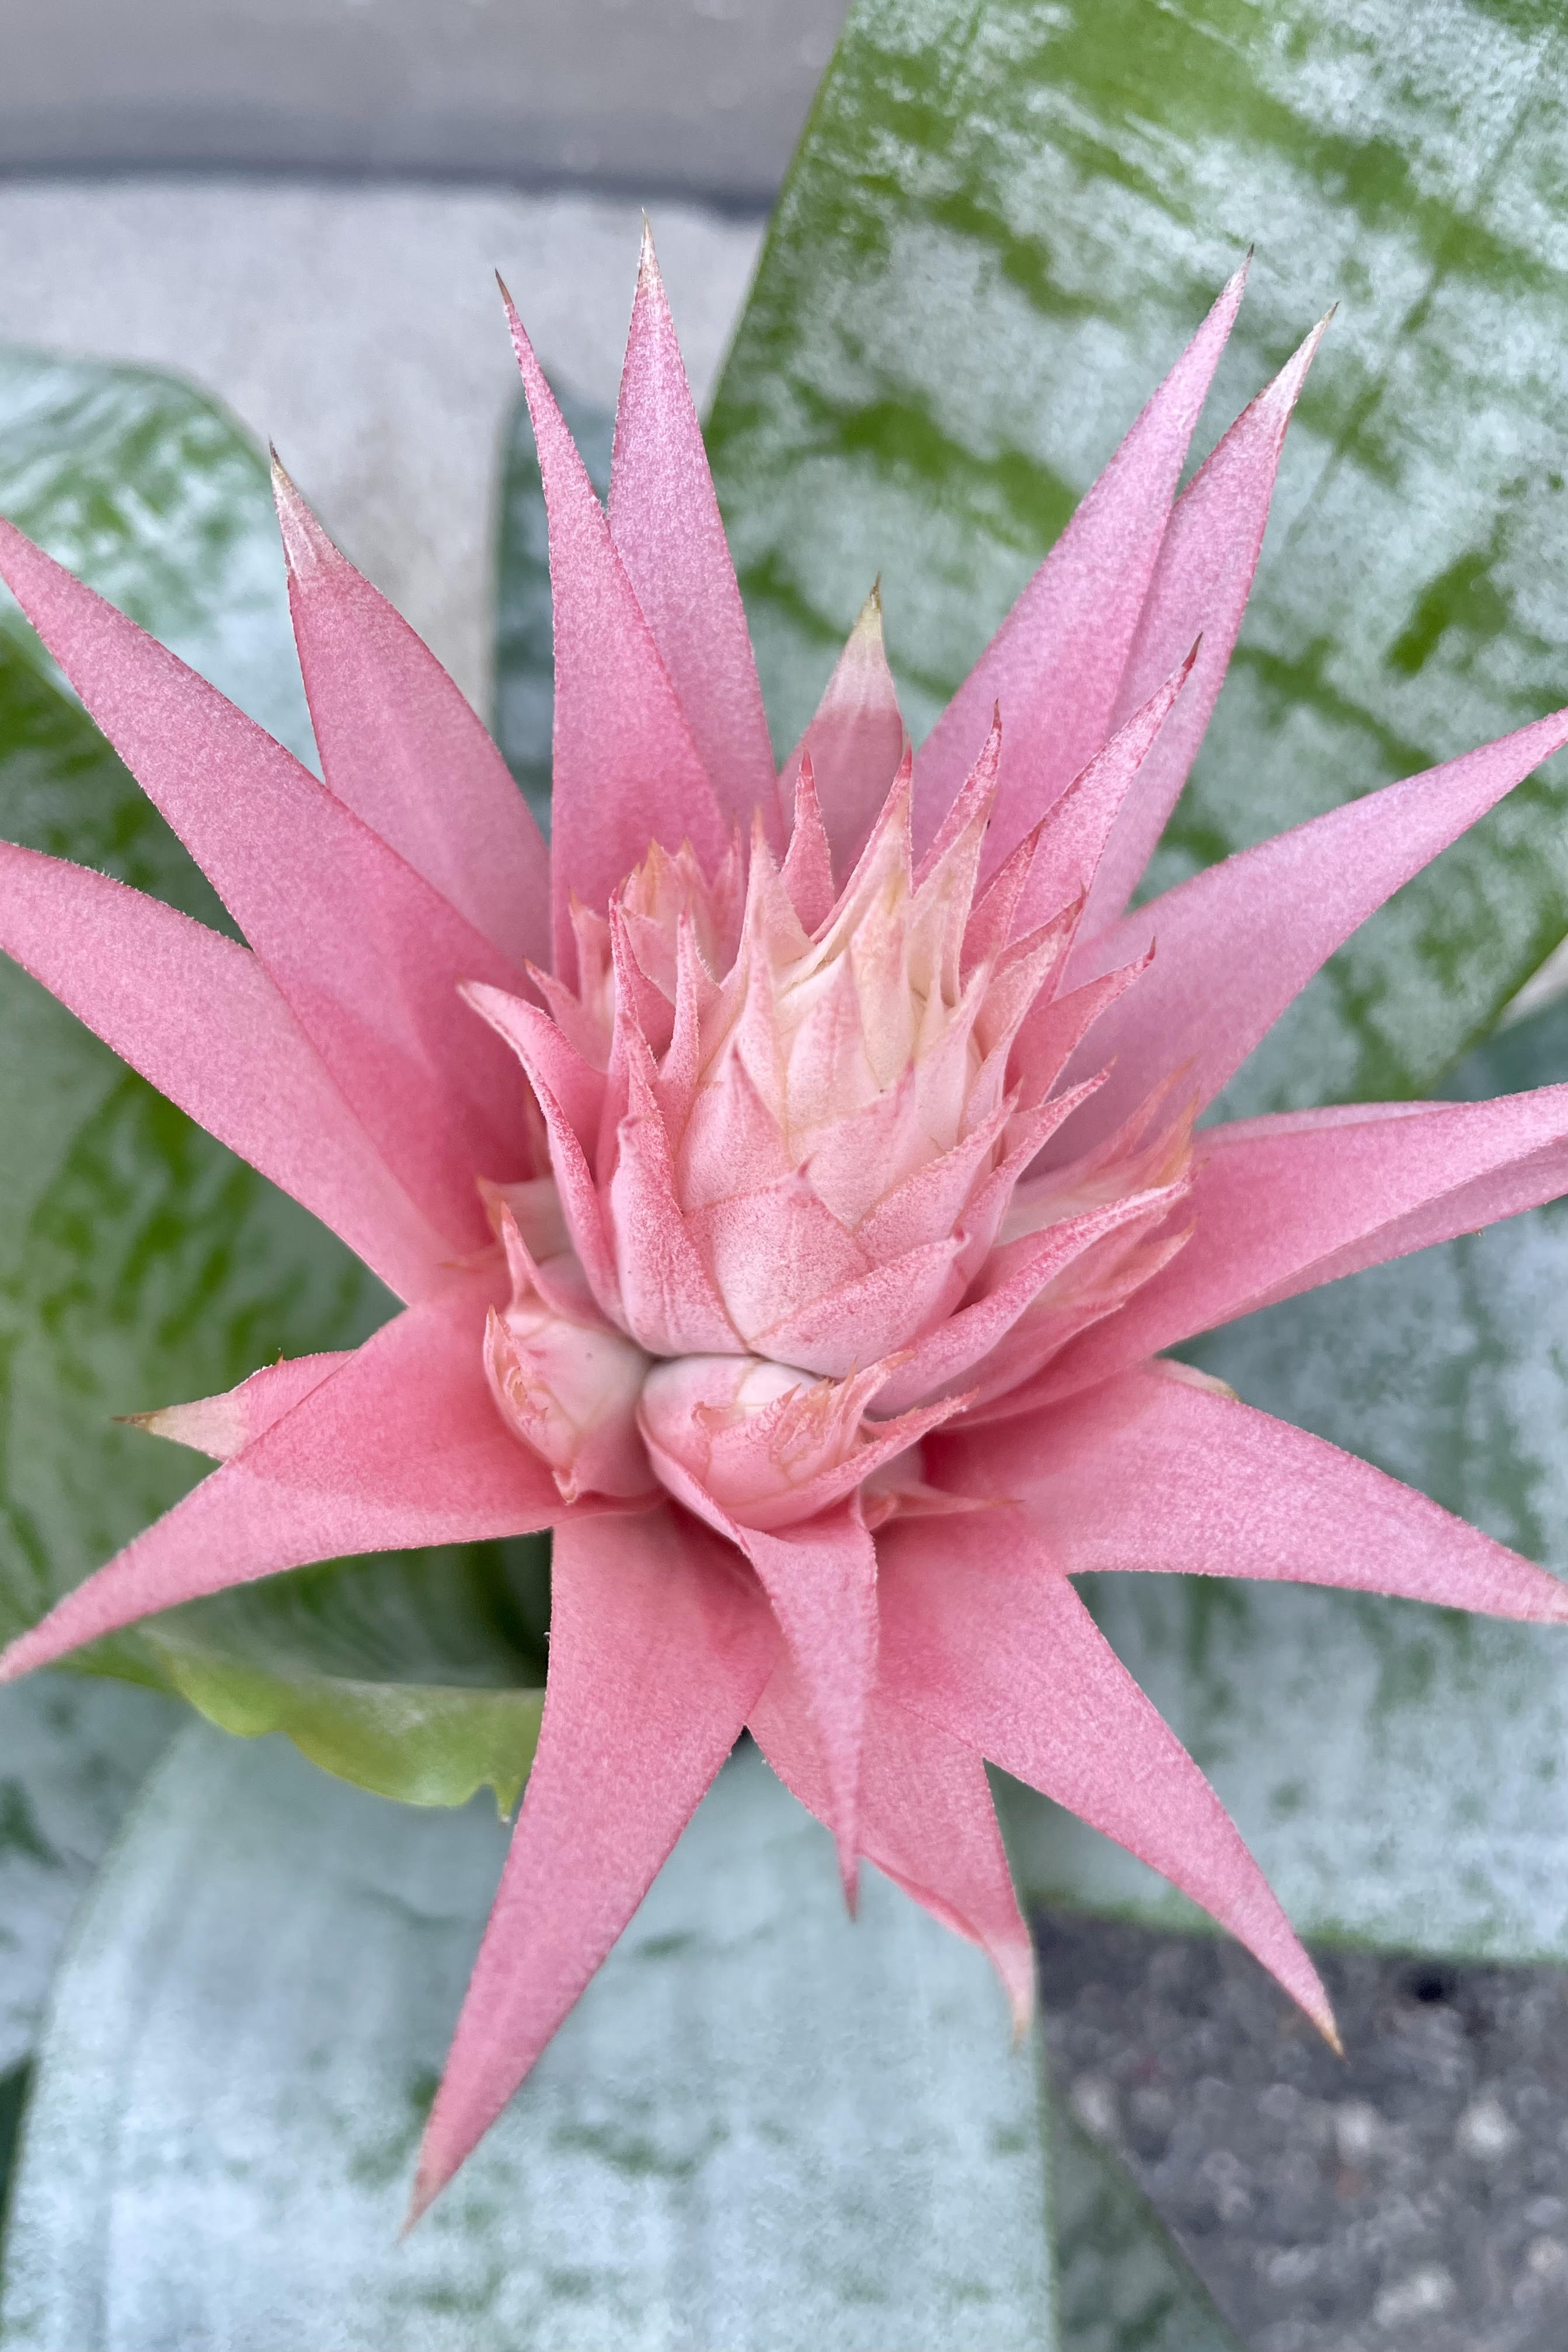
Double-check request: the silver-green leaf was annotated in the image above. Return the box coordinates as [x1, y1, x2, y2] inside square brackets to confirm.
[1, 1727, 1055, 2352]
[708, 0, 1568, 1109]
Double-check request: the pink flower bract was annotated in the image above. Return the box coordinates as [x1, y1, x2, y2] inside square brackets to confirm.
[3, 228, 1568, 2222]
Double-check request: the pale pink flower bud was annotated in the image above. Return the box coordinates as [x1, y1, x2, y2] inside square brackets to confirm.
[485, 1210, 653, 1503]
[637, 1353, 959, 1533]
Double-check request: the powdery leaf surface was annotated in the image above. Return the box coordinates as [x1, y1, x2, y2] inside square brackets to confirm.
[708, 0, 1568, 1105]
[0, 1730, 1053, 2352]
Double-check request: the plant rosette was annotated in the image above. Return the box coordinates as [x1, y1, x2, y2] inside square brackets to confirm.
[2, 227, 1566, 2223]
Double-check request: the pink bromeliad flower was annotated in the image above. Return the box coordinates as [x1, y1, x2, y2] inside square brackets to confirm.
[2, 232, 1568, 2221]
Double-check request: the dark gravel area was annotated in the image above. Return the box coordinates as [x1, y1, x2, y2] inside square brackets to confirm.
[1037, 1912, 1568, 2351]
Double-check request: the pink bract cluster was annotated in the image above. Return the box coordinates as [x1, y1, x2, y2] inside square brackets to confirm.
[2, 228, 1567, 2222]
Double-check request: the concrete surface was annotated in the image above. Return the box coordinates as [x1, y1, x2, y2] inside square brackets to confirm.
[0, 0, 850, 206]
[1041, 1911, 1568, 2351]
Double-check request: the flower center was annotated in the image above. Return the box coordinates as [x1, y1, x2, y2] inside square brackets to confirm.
[475, 756, 1195, 1517]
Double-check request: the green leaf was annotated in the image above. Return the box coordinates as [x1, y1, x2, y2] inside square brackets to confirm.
[708, 0, 1568, 1107]
[0, 346, 312, 759]
[1, 1726, 1057, 2351]
[493, 378, 614, 834]
[1002, 993, 1568, 1963]
[0, 363, 547, 1811]
[146, 1538, 549, 1815]
[0, 2068, 26, 2238]
[1050, 2103, 1240, 2352]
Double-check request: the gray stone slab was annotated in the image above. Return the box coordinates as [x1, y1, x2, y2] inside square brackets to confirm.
[0, 1, 849, 206]
[1040, 1911, 1568, 2352]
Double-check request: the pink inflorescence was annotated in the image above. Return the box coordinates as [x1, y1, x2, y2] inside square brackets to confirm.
[1, 225, 1566, 2223]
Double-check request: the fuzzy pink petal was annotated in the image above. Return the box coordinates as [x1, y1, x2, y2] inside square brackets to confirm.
[126, 1354, 352, 1460]
[1058, 704, 1568, 1155]
[0, 1265, 574, 1685]
[0, 519, 531, 1249]
[781, 589, 906, 882]
[750, 1650, 1034, 2030]
[755, 1236, 964, 1377]
[779, 754, 836, 933]
[1083, 318, 1329, 931]
[609, 1062, 743, 1355]
[737, 1504, 880, 1902]
[608, 227, 777, 844]
[0, 843, 450, 1297]
[639, 1372, 961, 1538]
[961, 828, 1040, 974]
[1013, 647, 1198, 938]
[855, 1102, 1011, 1264]
[1009, 949, 1152, 1115]
[409, 1505, 778, 2217]
[464, 981, 623, 1322]
[875, 1184, 1187, 1414]
[912, 262, 1247, 871]
[1036, 1088, 1568, 1403]
[912, 706, 1002, 891]
[877, 1510, 1336, 2040]
[678, 1048, 794, 1207]
[500, 288, 730, 978]
[272, 458, 549, 970]
[938, 1366, 1568, 1623]
[630, 1435, 879, 1887]
[694, 1180, 867, 1347]
[462, 982, 605, 1158]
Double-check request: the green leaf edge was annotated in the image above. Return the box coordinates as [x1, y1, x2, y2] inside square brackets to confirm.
[142, 1634, 542, 1817]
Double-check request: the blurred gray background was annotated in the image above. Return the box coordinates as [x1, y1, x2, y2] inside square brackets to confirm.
[0, 0, 848, 203]
[0, 1, 853, 713]
[0, 182, 762, 717]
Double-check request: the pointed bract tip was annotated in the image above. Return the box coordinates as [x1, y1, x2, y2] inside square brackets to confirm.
[496, 271, 529, 348]
[638, 211, 658, 276]
[1320, 2012, 1345, 2061]
[842, 581, 887, 661]
[0, 1634, 33, 1685]
[1254, 309, 1330, 435]
[1201, 250, 1249, 334]
[268, 450, 332, 574]
[1220, 248, 1251, 304]
[400, 2163, 440, 2238]
[839, 1848, 860, 1917]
